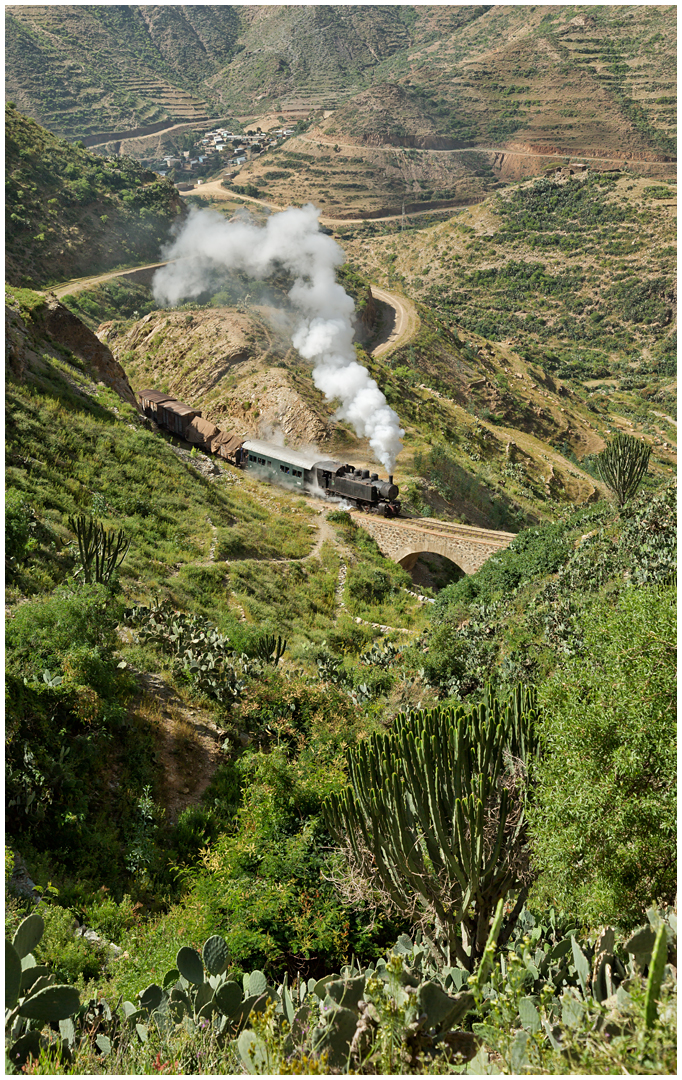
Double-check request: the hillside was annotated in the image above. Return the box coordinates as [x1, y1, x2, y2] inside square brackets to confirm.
[5, 5, 239, 138]
[341, 171, 677, 425]
[5, 104, 186, 288]
[219, 3, 676, 217]
[4, 12, 678, 1071]
[5, 281, 676, 1074]
[61, 283, 610, 532]
[8, 5, 675, 158]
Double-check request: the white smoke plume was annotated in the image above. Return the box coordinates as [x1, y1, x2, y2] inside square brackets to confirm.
[152, 204, 404, 473]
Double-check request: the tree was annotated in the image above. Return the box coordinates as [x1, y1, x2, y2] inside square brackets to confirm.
[324, 687, 539, 971]
[594, 433, 651, 506]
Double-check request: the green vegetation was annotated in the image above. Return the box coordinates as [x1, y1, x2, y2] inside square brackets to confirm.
[326, 688, 539, 971]
[61, 278, 158, 331]
[593, 432, 652, 506]
[5, 104, 183, 287]
[355, 173, 675, 394]
[5, 367, 677, 1072]
[5, 905, 676, 1074]
[530, 584, 676, 928]
[4, 7, 678, 1065]
[434, 176, 675, 374]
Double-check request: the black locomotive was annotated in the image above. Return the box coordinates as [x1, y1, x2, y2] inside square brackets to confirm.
[239, 439, 400, 517]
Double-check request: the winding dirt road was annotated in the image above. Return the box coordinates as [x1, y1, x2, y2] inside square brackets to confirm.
[370, 286, 419, 358]
[48, 258, 418, 360]
[51, 260, 174, 299]
[47, 257, 419, 361]
[179, 179, 473, 225]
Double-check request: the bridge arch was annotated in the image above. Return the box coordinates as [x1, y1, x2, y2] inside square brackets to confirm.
[349, 512, 516, 577]
[395, 539, 479, 577]
[397, 547, 467, 592]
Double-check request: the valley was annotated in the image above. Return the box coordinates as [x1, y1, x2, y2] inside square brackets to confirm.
[4, 7, 677, 1076]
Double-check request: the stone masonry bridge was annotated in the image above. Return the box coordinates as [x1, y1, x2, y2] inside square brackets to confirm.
[350, 513, 516, 576]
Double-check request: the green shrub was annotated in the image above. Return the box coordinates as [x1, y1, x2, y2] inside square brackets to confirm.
[346, 565, 395, 604]
[128, 748, 403, 984]
[82, 893, 137, 944]
[5, 487, 35, 565]
[434, 522, 570, 611]
[33, 902, 107, 986]
[326, 509, 352, 525]
[529, 582, 676, 927]
[6, 582, 122, 681]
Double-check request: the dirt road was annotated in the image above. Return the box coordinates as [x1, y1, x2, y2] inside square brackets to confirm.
[370, 286, 419, 358]
[47, 258, 418, 367]
[50, 260, 175, 299]
[296, 132, 674, 166]
[180, 179, 473, 225]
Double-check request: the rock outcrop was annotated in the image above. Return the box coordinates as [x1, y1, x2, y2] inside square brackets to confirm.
[41, 298, 138, 408]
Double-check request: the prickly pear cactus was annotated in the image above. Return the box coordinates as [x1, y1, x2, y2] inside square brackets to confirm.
[203, 934, 229, 976]
[176, 946, 204, 985]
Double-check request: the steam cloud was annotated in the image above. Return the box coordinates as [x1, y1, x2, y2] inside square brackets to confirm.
[152, 204, 404, 473]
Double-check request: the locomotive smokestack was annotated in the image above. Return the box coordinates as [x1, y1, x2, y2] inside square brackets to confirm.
[389, 475, 393, 485]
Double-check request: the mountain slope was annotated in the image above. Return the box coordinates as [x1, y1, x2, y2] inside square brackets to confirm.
[5, 5, 240, 137]
[5, 105, 186, 287]
[89, 287, 612, 532]
[7, 5, 675, 165]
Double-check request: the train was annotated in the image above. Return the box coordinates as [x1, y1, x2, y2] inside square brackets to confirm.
[138, 388, 402, 517]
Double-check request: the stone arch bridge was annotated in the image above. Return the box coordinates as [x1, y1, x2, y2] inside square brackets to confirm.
[350, 513, 516, 576]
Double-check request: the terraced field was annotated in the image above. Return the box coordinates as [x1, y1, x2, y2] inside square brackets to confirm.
[7, 5, 675, 171]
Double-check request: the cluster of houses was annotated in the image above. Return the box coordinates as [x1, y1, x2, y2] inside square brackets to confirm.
[150, 122, 297, 185]
[201, 125, 295, 168]
[154, 149, 213, 177]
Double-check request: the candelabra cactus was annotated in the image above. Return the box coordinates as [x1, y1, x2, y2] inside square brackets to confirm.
[593, 433, 651, 506]
[68, 515, 131, 584]
[253, 633, 287, 666]
[324, 686, 540, 971]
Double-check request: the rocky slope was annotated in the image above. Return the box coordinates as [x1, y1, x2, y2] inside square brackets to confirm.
[6, 287, 137, 409]
[99, 306, 334, 449]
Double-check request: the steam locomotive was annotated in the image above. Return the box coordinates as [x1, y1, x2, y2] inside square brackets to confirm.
[138, 389, 401, 517]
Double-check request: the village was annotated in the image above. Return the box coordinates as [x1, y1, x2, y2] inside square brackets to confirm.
[149, 123, 296, 189]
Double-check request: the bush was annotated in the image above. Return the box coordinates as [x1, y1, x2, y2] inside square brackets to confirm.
[6, 582, 122, 681]
[346, 565, 395, 604]
[33, 902, 107, 986]
[161, 748, 403, 981]
[434, 522, 570, 611]
[82, 892, 137, 943]
[529, 582, 676, 928]
[345, 556, 411, 611]
[5, 487, 35, 566]
[326, 510, 352, 525]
